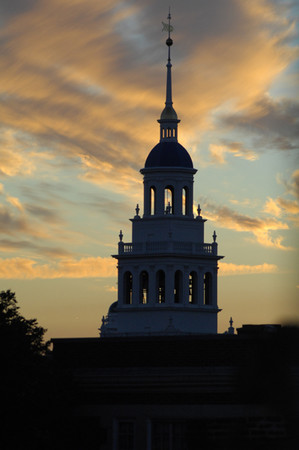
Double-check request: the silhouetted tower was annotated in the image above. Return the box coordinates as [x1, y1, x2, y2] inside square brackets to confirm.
[101, 12, 224, 336]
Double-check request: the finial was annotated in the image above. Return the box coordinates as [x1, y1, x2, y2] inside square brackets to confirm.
[135, 203, 140, 218]
[197, 204, 201, 217]
[213, 230, 217, 242]
[119, 230, 123, 242]
[159, 11, 179, 142]
[229, 317, 233, 327]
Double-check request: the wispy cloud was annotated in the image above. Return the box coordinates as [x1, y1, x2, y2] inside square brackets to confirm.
[0, 0, 296, 191]
[0, 256, 116, 279]
[219, 96, 299, 153]
[209, 142, 258, 164]
[202, 201, 291, 249]
[219, 262, 278, 276]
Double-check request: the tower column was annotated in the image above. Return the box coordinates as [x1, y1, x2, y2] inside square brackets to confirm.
[173, 182, 182, 215]
[148, 266, 156, 304]
[212, 267, 218, 307]
[198, 268, 204, 306]
[156, 183, 165, 215]
[166, 265, 174, 304]
[132, 267, 139, 305]
[183, 267, 190, 305]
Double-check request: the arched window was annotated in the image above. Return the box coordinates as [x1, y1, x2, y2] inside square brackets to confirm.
[139, 271, 148, 304]
[164, 186, 174, 214]
[167, 127, 171, 138]
[123, 271, 133, 305]
[189, 271, 198, 304]
[156, 270, 165, 303]
[174, 270, 183, 303]
[182, 187, 189, 215]
[150, 186, 156, 215]
[204, 272, 212, 305]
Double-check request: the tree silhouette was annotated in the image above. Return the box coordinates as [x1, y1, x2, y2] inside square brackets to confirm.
[0, 290, 54, 449]
[0, 289, 48, 359]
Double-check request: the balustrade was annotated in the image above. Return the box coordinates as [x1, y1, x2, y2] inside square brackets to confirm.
[119, 241, 217, 255]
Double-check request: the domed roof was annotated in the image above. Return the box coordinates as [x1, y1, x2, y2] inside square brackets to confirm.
[145, 141, 193, 168]
[160, 105, 178, 121]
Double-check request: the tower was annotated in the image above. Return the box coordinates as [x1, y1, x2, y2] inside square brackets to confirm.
[101, 13, 224, 336]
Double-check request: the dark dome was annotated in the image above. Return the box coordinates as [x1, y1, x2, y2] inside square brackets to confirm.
[145, 141, 193, 168]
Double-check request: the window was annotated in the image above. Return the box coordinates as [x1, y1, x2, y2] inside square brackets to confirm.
[204, 272, 212, 305]
[189, 271, 197, 304]
[174, 270, 182, 303]
[150, 186, 156, 215]
[151, 421, 187, 450]
[123, 271, 133, 305]
[139, 271, 148, 304]
[117, 421, 135, 450]
[182, 187, 189, 215]
[157, 270, 165, 303]
[164, 186, 174, 214]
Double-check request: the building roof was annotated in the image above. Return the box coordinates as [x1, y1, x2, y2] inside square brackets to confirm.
[144, 141, 193, 168]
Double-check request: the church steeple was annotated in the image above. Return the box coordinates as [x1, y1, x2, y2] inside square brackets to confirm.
[159, 10, 180, 143]
[100, 11, 224, 338]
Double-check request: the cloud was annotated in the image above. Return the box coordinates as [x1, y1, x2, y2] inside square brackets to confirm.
[263, 197, 282, 217]
[219, 262, 278, 276]
[0, 238, 73, 259]
[5, 195, 24, 212]
[105, 285, 117, 292]
[0, 0, 296, 191]
[0, 256, 116, 279]
[284, 169, 299, 200]
[219, 96, 299, 153]
[277, 197, 299, 215]
[202, 201, 291, 249]
[209, 142, 258, 164]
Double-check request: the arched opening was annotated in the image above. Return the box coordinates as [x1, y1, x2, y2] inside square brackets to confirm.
[156, 270, 165, 303]
[189, 271, 198, 304]
[182, 187, 189, 216]
[204, 272, 212, 305]
[139, 271, 148, 304]
[167, 127, 171, 138]
[164, 186, 174, 214]
[174, 270, 183, 303]
[123, 271, 133, 305]
[149, 186, 156, 215]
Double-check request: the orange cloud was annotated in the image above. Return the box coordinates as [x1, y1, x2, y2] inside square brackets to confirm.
[263, 197, 282, 217]
[0, 0, 296, 191]
[6, 195, 24, 212]
[202, 202, 291, 249]
[0, 256, 116, 279]
[209, 142, 257, 164]
[219, 262, 278, 275]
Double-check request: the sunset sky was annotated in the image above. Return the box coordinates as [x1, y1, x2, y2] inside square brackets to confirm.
[0, 0, 298, 338]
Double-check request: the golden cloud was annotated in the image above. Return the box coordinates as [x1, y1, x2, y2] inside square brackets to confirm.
[0, 256, 116, 279]
[263, 197, 282, 217]
[219, 262, 278, 276]
[0, 0, 296, 190]
[209, 143, 257, 164]
[202, 202, 291, 249]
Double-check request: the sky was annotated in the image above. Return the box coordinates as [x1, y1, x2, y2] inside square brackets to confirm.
[0, 0, 298, 338]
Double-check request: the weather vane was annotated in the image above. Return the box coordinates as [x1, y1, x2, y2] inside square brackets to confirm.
[162, 7, 174, 38]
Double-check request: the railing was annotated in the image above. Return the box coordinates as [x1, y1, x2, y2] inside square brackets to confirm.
[119, 241, 217, 255]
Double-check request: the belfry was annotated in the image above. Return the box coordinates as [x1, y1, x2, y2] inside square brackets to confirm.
[101, 12, 224, 336]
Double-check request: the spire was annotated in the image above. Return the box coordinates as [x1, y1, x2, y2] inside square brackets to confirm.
[159, 9, 180, 143]
[165, 9, 173, 109]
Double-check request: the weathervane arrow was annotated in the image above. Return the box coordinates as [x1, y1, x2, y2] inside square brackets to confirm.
[162, 21, 173, 33]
